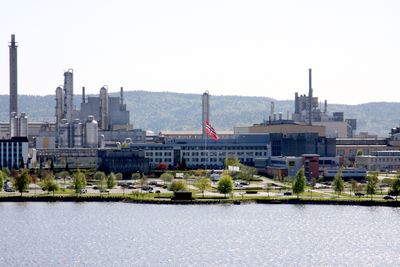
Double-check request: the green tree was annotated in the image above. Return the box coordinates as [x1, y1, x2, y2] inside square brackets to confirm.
[139, 175, 148, 191]
[58, 171, 69, 189]
[169, 180, 187, 192]
[2, 168, 11, 178]
[160, 172, 174, 185]
[224, 156, 240, 168]
[217, 175, 234, 198]
[73, 170, 87, 194]
[351, 179, 358, 194]
[238, 165, 257, 184]
[366, 174, 379, 200]
[195, 177, 211, 198]
[115, 173, 123, 180]
[42, 173, 59, 196]
[12, 169, 31, 196]
[107, 173, 116, 189]
[389, 178, 400, 201]
[131, 172, 141, 180]
[0, 171, 4, 192]
[97, 176, 107, 192]
[93, 171, 106, 181]
[332, 170, 345, 197]
[292, 167, 306, 199]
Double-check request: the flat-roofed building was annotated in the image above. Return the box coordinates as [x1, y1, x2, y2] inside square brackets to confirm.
[0, 137, 29, 169]
[356, 150, 400, 171]
[234, 122, 326, 137]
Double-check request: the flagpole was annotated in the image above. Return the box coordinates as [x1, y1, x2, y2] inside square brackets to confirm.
[204, 130, 207, 172]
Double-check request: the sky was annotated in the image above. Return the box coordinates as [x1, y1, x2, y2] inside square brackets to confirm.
[0, 0, 399, 104]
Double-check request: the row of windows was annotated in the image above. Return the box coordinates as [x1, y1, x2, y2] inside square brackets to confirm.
[181, 146, 268, 150]
[149, 158, 173, 163]
[145, 152, 172, 157]
[370, 157, 400, 163]
[182, 151, 267, 157]
[0, 153, 20, 158]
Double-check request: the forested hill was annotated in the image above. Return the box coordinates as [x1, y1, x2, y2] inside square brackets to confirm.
[0, 91, 399, 137]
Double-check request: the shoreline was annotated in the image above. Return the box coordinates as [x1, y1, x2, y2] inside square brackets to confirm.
[1, 195, 400, 207]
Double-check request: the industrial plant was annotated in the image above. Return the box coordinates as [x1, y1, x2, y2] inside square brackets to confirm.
[2, 34, 400, 178]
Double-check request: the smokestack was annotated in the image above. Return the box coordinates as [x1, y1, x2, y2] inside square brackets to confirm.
[202, 91, 210, 138]
[324, 100, 328, 114]
[270, 102, 275, 120]
[308, 68, 313, 126]
[63, 69, 74, 123]
[9, 34, 18, 123]
[294, 92, 299, 114]
[82, 86, 85, 103]
[120, 87, 124, 105]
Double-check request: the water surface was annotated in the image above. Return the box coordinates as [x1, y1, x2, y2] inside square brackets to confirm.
[0, 202, 399, 266]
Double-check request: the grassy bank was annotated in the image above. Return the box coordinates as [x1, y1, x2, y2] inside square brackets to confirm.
[1, 194, 400, 207]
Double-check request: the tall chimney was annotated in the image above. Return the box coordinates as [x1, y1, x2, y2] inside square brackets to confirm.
[270, 101, 275, 121]
[82, 86, 85, 103]
[9, 34, 18, 122]
[324, 100, 328, 114]
[294, 92, 299, 114]
[308, 68, 313, 125]
[63, 69, 74, 123]
[120, 87, 124, 105]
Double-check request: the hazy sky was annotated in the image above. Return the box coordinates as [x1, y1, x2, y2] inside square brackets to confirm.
[0, 0, 399, 104]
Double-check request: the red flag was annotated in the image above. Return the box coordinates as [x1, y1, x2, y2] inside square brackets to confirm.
[205, 120, 219, 141]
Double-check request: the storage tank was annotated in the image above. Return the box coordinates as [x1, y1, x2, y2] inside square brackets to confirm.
[19, 112, 28, 137]
[85, 115, 98, 148]
[73, 119, 83, 148]
[10, 112, 18, 137]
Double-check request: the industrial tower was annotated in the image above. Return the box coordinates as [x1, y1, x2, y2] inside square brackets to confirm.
[9, 34, 18, 119]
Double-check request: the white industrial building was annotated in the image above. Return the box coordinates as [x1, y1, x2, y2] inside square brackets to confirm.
[356, 151, 400, 171]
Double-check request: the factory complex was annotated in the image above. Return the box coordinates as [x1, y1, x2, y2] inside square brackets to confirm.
[2, 34, 400, 179]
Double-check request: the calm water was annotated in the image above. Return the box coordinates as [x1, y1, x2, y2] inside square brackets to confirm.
[0, 202, 400, 267]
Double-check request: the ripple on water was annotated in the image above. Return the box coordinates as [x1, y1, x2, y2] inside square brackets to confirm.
[1, 203, 400, 266]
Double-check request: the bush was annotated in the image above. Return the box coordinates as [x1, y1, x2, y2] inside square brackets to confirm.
[169, 180, 187, 192]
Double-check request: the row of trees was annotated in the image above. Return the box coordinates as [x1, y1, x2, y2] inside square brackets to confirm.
[291, 167, 400, 200]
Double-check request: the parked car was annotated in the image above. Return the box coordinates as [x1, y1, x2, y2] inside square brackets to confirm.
[128, 185, 136, 189]
[142, 186, 153, 191]
[384, 195, 395, 200]
[355, 192, 365, 197]
[283, 191, 292, 196]
[80, 189, 87, 194]
[4, 187, 14, 192]
[240, 182, 249, 186]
